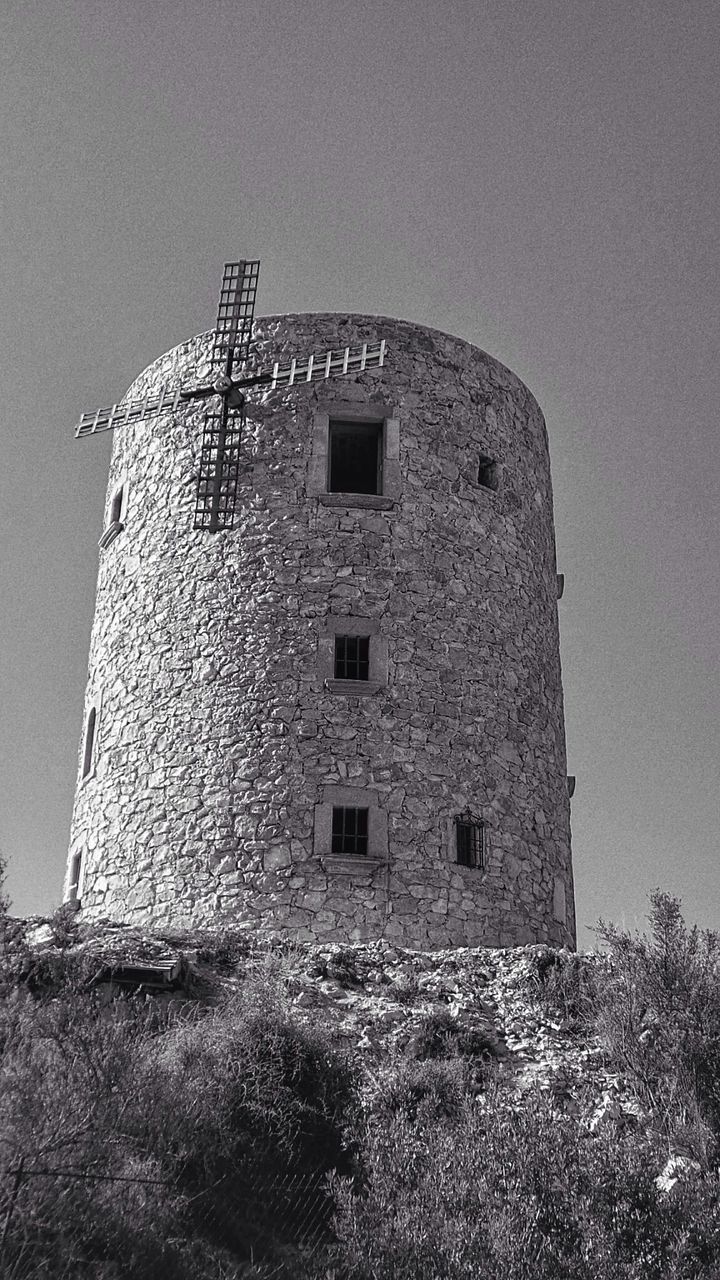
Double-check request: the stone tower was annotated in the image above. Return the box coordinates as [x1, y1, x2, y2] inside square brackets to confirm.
[66, 313, 576, 949]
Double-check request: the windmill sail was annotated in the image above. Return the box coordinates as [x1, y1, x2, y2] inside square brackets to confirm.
[194, 402, 245, 531]
[74, 341, 386, 437]
[210, 260, 260, 374]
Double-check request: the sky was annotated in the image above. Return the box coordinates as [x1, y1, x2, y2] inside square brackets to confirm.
[1, 0, 718, 949]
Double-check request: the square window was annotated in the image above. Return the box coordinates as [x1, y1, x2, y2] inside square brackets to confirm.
[329, 420, 382, 495]
[477, 455, 498, 491]
[334, 635, 370, 681]
[455, 813, 485, 868]
[332, 806, 369, 856]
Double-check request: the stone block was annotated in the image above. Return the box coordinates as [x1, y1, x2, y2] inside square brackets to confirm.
[264, 845, 292, 871]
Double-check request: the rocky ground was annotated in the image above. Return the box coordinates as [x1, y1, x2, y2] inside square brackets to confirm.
[14, 915, 648, 1141]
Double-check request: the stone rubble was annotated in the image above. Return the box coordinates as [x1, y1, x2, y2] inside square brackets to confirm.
[17, 918, 649, 1132]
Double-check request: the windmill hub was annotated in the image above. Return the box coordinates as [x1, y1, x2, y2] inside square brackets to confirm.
[74, 258, 385, 532]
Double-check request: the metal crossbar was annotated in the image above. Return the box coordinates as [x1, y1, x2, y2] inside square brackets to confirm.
[455, 814, 485, 869]
[332, 806, 369, 856]
[210, 260, 260, 372]
[334, 635, 370, 680]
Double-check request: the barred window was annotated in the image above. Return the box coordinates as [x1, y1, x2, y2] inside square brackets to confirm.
[334, 635, 370, 681]
[332, 806, 369, 856]
[455, 812, 485, 868]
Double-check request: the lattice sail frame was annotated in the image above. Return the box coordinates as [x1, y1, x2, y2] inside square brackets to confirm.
[195, 261, 260, 531]
[74, 257, 387, 532]
[75, 341, 387, 437]
[193, 407, 245, 531]
[210, 260, 260, 374]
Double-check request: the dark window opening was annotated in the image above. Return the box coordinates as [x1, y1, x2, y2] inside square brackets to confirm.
[68, 853, 82, 899]
[110, 485, 124, 525]
[329, 420, 382, 494]
[334, 635, 370, 680]
[477, 455, 498, 491]
[332, 806, 369, 856]
[455, 812, 485, 868]
[82, 707, 97, 779]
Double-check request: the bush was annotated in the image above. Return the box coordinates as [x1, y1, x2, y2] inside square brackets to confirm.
[136, 985, 359, 1180]
[532, 950, 600, 1031]
[328, 1088, 720, 1280]
[595, 892, 720, 1148]
[0, 976, 358, 1277]
[389, 970, 420, 1004]
[366, 1057, 471, 1125]
[407, 1008, 498, 1063]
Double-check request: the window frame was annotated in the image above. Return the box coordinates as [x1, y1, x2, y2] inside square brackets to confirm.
[454, 811, 486, 870]
[334, 634, 370, 681]
[80, 693, 101, 784]
[318, 615, 388, 695]
[328, 419, 383, 496]
[476, 454, 499, 492]
[65, 850, 83, 905]
[314, 785, 388, 868]
[307, 399, 400, 509]
[99, 478, 129, 549]
[331, 805, 370, 856]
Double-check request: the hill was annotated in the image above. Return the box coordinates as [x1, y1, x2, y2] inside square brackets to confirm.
[1, 893, 720, 1278]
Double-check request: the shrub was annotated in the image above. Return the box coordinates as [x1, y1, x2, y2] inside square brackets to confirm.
[390, 969, 420, 1004]
[366, 1057, 471, 1125]
[191, 925, 255, 970]
[533, 950, 600, 1031]
[328, 1088, 720, 1280]
[49, 901, 82, 947]
[407, 1008, 498, 1063]
[322, 947, 362, 988]
[0, 975, 358, 1277]
[595, 892, 720, 1147]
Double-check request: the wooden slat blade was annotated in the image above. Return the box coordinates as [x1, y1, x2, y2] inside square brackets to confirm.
[238, 339, 386, 393]
[75, 385, 187, 437]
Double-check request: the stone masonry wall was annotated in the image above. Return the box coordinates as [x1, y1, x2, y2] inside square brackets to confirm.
[67, 313, 576, 948]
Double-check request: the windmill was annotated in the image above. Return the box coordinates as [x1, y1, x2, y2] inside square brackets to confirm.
[75, 260, 387, 531]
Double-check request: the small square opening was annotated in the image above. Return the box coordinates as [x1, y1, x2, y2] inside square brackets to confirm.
[329, 420, 382, 494]
[477, 455, 498, 491]
[334, 635, 370, 680]
[332, 806, 369, 856]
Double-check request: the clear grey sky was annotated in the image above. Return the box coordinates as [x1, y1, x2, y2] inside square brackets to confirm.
[1, 0, 718, 947]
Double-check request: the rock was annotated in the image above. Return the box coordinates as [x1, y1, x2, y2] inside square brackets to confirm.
[25, 923, 55, 947]
[656, 1155, 702, 1194]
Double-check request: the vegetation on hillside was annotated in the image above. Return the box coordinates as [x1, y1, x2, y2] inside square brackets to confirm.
[1, 892, 720, 1278]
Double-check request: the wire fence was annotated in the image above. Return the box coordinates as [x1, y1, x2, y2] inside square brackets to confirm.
[0, 1160, 341, 1279]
